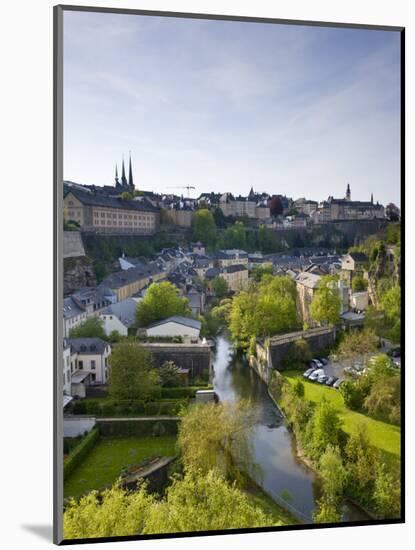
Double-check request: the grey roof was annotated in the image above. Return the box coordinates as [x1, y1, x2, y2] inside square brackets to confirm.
[71, 371, 92, 384]
[223, 264, 248, 274]
[348, 252, 369, 263]
[205, 267, 221, 279]
[67, 338, 109, 355]
[295, 272, 321, 289]
[67, 187, 159, 212]
[101, 298, 137, 328]
[216, 249, 248, 259]
[63, 297, 85, 319]
[100, 262, 163, 290]
[147, 315, 201, 331]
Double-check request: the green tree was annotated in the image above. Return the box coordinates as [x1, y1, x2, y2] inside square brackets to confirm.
[229, 275, 298, 350]
[64, 484, 155, 539]
[251, 263, 273, 282]
[159, 361, 181, 388]
[306, 398, 343, 459]
[314, 445, 345, 524]
[178, 401, 257, 479]
[344, 424, 380, 504]
[68, 317, 107, 340]
[372, 464, 401, 518]
[310, 275, 341, 326]
[120, 191, 133, 200]
[352, 275, 368, 292]
[380, 286, 401, 344]
[337, 328, 378, 366]
[363, 375, 400, 423]
[108, 330, 121, 343]
[144, 470, 275, 533]
[108, 342, 159, 400]
[192, 209, 217, 246]
[221, 221, 247, 250]
[135, 282, 191, 327]
[211, 276, 229, 298]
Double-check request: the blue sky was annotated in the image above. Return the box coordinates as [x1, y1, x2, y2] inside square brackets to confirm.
[63, 11, 401, 205]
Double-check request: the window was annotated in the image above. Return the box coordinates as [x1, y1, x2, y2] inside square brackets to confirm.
[91, 360, 96, 370]
[78, 360, 83, 370]
[91, 374, 96, 382]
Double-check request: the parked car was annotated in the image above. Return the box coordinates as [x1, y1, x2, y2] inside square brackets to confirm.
[303, 368, 315, 379]
[309, 369, 325, 381]
[312, 358, 324, 368]
[318, 357, 328, 365]
[317, 374, 329, 384]
[309, 359, 319, 368]
[325, 376, 337, 386]
[333, 378, 344, 389]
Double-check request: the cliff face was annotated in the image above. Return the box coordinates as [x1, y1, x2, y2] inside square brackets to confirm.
[64, 256, 97, 296]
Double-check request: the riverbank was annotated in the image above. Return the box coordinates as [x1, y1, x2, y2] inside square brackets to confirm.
[243, 478, 301, 526]
[268, 370, 396, 521]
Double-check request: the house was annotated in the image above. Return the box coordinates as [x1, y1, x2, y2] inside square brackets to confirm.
[350, 291, 369, 312]
[191, 242, 206, 256]
[194, 257, 214, 279]
[63, 187, 160, 235]
[100, 262, 164, 301]
[340, 252, 369, 286]
[63, 297, 88, 338]
[100, 298, 138, 336]
[145, 316, 201, 339]
[295, 272, 322, 325]
[221, 264, 249, 292]
[66, 337, 111, 386]
[215, 249, 249, 268]
[184, 291, 205, 317]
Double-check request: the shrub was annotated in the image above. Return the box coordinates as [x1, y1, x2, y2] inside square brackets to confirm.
[100, 402, 116, 416]
[64, 428, 100, 479]
[144, 402, 161, 416]
[72, 400, 87, 414]
[85, 401, 101, 415]
[130, 401, 145, 415]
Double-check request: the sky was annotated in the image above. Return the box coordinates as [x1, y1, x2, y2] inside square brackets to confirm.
[63, 11, 401, 206]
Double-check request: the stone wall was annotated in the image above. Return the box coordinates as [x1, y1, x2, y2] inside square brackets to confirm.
[252, 326, 336, 383]
[63, 231, 86, 258]
[141, 343, 212, 379]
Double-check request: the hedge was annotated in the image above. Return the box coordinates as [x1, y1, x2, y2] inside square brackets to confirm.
[71, 398, 185, 417]
[64, 427, 100, 479]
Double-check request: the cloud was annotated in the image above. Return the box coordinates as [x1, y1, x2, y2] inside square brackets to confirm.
[63, 11, 401, 206]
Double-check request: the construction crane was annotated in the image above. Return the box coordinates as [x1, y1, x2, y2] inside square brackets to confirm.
[167, 185, 195, 197]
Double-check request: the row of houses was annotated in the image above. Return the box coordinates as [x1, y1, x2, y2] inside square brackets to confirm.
[63, 315, 203, 402]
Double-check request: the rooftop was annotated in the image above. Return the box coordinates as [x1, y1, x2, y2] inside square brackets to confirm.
[66, 187, 159, 213]
[67, 338, 110, 355]
[147, 315, 201, 331]
[101, 298, 137, 328]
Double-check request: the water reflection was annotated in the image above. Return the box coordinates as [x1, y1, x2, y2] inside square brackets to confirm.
[212, 335, 369, 523]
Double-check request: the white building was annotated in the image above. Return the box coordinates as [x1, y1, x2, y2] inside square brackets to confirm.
[63, 297, 87, 338]
[66, 337, 111, 387]
[146, 316, 201, 339]
[100, 298, 137, 336]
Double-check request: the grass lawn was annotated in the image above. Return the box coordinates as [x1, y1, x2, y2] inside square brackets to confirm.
[284, 371, 400, 466]
[64, 436, 177, 499]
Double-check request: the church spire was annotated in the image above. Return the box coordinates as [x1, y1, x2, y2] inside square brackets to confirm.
[121, 157, 127, 186]
[371, 192, 374, 204]
[128, 152, 134, 190]
[115, 163, 119, 187]
[346, 183, 351, 201]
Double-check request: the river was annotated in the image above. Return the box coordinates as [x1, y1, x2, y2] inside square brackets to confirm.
[212, 335, 370, 524]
